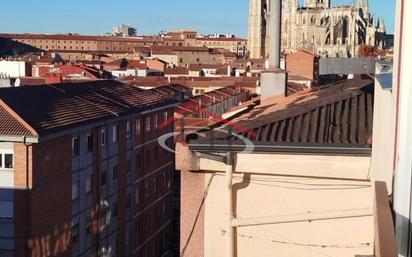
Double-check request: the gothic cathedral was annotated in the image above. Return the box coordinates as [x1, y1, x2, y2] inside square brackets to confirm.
[248, 0, 387, 58]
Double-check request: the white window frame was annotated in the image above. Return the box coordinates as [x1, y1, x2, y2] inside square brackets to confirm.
[136, 119, 141, 136]
[72, 136, 79, 157]
[145, 116, 151, 133]
[0, 150, 14, 170]
[126, 120, 131, 138]
[86, 133, 93, 152]
[101, 128, 106, 147]
[86, 176, 92, 193]
[112, 125, 118, 143]
[72, 181, 79, 201]
[154, 114, 158, 129]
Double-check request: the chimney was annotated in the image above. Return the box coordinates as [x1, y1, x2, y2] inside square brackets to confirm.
[227, 65, 232, 76]
[260, 0, 288, 100]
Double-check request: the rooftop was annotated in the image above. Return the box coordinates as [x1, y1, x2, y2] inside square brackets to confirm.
[189, 78, 374, 151]
[0, 80, 179, 139]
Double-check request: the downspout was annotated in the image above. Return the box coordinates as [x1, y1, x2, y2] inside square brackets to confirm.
[225, 152, 235, 257]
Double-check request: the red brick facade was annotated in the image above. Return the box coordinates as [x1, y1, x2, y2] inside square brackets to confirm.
[286, 50, 320, 86]
[12, 137, 72, 257]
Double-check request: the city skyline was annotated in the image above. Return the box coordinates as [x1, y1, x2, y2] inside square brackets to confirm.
[0, 0, 396, 37]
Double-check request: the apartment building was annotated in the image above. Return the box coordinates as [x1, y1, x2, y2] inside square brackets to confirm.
[196, 37, 247, 58]
[0, 80, 181, 257]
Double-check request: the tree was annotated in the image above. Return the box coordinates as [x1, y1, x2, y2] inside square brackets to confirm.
[358, 44, 378, 57]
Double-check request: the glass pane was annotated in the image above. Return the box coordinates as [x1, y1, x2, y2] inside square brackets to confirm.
[0, 154, 2, 168]
[4, 154, 13, 169]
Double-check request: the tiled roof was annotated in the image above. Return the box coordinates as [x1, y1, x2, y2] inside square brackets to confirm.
[196, 37, 247, 42]
[199, 78, 374, 146]
[165, 67, 189, 75]
[0, 80, 179, 137]
[0, 103, 36, 137]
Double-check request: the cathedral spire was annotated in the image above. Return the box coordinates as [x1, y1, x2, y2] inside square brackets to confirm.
[378, 17, 386, 32]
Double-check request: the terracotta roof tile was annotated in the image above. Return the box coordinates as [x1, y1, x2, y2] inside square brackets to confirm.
[0, 103, 36, 137]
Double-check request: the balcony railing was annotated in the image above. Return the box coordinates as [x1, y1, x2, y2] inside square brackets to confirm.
[374, 181, 398, 257]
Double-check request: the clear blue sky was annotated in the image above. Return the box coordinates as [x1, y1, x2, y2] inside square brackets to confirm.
[0, 0, 396, 36]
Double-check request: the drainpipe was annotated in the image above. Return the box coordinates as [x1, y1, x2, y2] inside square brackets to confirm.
[225, 153, 234, 257]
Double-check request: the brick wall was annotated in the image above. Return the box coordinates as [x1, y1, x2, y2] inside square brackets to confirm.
[28, 135, 72, 257]
[13, 143, 33, 256]
[286, 51, 320, 86]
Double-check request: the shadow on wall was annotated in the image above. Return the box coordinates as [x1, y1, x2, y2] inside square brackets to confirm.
[0, 38, 41, 57]
[395, 213, 412, 257]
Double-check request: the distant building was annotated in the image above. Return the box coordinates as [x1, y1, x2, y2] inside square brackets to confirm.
[0, 32, 247, 62]
[112, 24, 137, 37]
[196, 36, 247, 58]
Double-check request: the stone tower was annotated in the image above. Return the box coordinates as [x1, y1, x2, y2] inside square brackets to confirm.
[248, 0, 269, 59]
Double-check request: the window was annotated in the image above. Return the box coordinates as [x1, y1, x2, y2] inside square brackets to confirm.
[112, 125, 118, 143]
[127, 193, 131, 209]
[72, 137, 79, 157]
[86, 220, 92, 235]
[145, 116, 151, 133]
[135, 187, 139, 204]
[72, 182, 79, 200]
[101, 128, 106, 147]
[1, 153, 14, 169]
[153, 114, 158, 129]
[145, 183, 149, 197]
[127, 158, 132, 174]
[72, 223, 79, 242]
[112, 202, 118, 218]
[163, 172, 167, 186]
[153, 178, 157, 193]
[126, 120, 131, 138]
[163, 112, 168, 124]
[112, 165, 118, 181]
[136, 119, 141, 135]
[86, 133, 93, 152]
[86, 176, 92, 193]
[162, 201, 166, 215]
[101, 169, 107, 186]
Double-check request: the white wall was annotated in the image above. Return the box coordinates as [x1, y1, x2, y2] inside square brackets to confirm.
[0, 61, 26, 78]
[202, 153, 374, 257]
[393, 0, 412, 256]
[0, 143, 14, 188]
